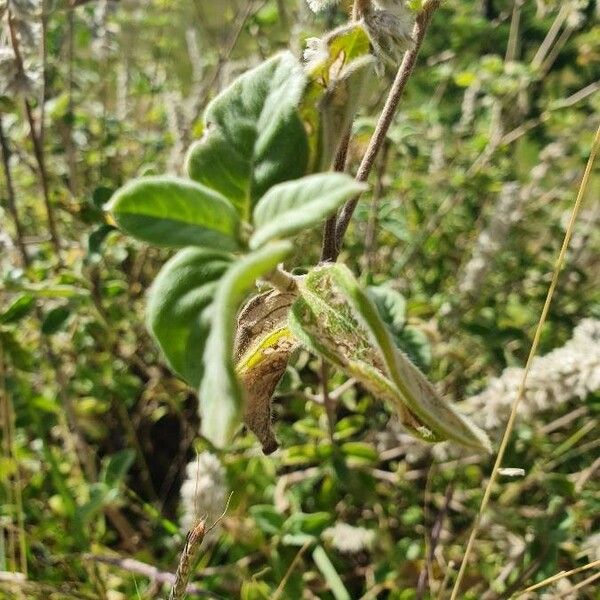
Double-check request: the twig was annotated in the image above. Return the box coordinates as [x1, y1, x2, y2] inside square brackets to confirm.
[329, 0, 442, 261]
[364, 142, 390, 274]
[416, 485, 454, 599]
[272, 541, 312, 600]
[187, 1, 265, 130]
[557, 570, 600, 597]
[530, 3, 570, 70]
[321, 361, 336, 442]
[505, 0, 524, 62]
[263, 265, 299, 294]
[436, 560, 454, 600]
[7, 8, 62, 264]
[0, 346, 27, 576]
[84, 554, 212, 597]
[0, 116, 29, 266]
[321, 131, 352, 262]
[448, 124, 600, 599]
[575, 455, 600, 493]
[512, 559, 600, 597]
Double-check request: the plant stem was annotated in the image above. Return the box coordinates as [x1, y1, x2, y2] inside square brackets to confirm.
[7, 9, 63, 264]
[264, 265, 299, 294]
[321, 360, 336, 441]
[321, 130, 352, 262]
[326, 0, 441, 262]
[416, 484, 453, 599]
[364, 142, 390, 274]
[0, 117, 29, 267]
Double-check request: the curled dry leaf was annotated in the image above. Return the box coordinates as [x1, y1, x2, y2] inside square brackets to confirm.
[235, 290, 298, 454]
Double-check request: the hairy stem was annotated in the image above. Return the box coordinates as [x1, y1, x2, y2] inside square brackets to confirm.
[320, 130, 352, 262]
[324, 0, 441, 262]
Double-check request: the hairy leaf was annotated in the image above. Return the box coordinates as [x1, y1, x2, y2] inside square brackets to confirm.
[250, 173, 367, 249]
[186, 52, 309, 219]
[235, 290, 298, 453]
[200, 241, 293, 448]
[146, 248, 232, 387]
[106, 176, 240, 249]
[289, 264, 491, 451]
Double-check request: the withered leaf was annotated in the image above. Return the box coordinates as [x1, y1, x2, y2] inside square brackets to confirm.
[235, 290, 297, 454]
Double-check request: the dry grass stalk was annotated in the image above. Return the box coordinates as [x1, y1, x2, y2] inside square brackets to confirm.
[449, 124, 600, 599]
[168, 520, 207, 600]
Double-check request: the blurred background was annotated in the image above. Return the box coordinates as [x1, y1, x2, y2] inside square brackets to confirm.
[1, 0, 599, 598]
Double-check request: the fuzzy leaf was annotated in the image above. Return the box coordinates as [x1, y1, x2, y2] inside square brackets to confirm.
[250, 173, 367, 249]
[146, 248, 232, 387]
[186, 52, 309, 219]
[289, 264, 491, 451]
[106, 176, 240, 249]
[200, 241, 293, 448]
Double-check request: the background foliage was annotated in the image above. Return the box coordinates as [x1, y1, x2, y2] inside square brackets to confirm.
[1, 0, 599, 598]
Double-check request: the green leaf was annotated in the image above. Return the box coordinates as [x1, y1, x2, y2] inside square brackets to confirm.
[88, 224, 116, 255]
[0, 294, 35, 325]
[312, 545, 351, 600]
[368, 285, 407, 331]
[289, 264, 491, 451]
[101, 449, 135, 489]
[147, 248, 232, 388]
[41, 306, 71, 335]
[284, 512, 332, 535]
[368, 285, 432, 370]
[200, 241, 293, 448]
[106, 176, 240, 249]
[250, 173, 367, 249]
[249, 504, 285, 535]
[341, 441, 379, 463]
[396, 326, 432, 372]
[186, 52, 309, 219]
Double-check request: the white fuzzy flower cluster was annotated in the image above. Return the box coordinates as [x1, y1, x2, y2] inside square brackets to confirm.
[0, 0, 43, 96]
[378, 319, 600, 462]
[322, 522, 375, 553]
[540, 578, 577, 600]
[565, 0, 589, 29]
[463, 318, 600, 431]
[457, 80, 481, 133]
[459, 182, 523, 296]
[180, 452, 227, 542]
[306, 0, 340, 12]
[459, 141, 567, 296]
[305, 1, 414, 68]
[581, 531, 600, 561]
